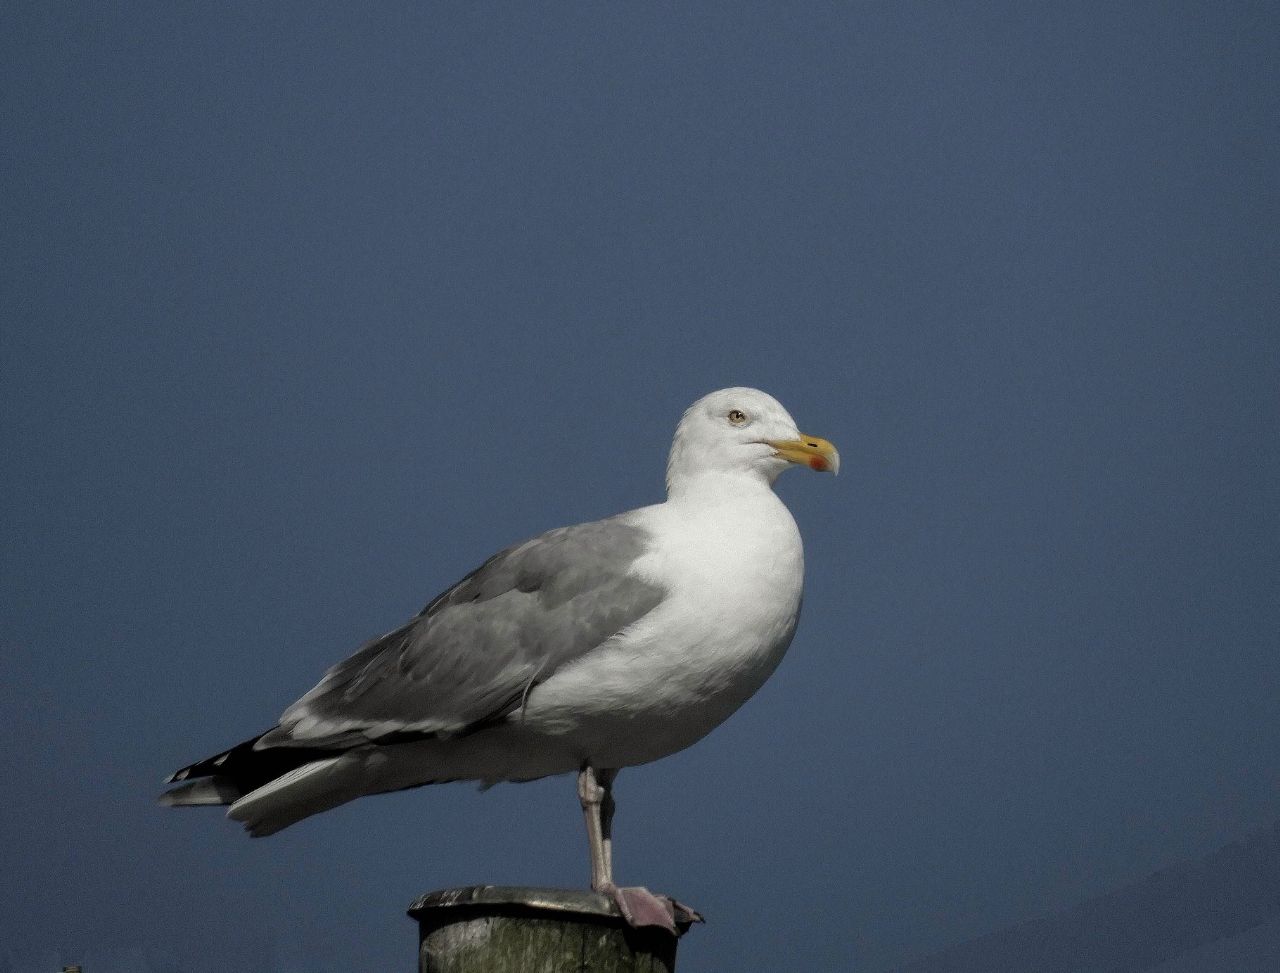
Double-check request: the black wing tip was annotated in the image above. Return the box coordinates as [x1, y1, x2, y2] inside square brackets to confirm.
[160, 729, 276, 788]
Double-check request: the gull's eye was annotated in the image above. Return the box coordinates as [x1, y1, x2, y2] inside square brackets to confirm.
[727, 409, 747, 425]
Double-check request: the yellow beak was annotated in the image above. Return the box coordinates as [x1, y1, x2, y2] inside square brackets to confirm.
[764, 435, 840, 474]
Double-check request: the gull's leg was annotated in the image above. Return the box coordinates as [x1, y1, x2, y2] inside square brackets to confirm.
[577, 765, 701, 934]
[577, 764, 612, 890]
[597, 766, 617, 882]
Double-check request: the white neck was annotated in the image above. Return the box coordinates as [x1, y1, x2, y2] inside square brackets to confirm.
[665, 466, 780, 506]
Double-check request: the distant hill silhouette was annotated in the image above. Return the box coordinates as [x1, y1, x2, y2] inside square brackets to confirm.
[895, 819, 1280, 972]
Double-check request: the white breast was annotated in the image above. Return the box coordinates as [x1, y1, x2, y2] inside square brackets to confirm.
[521, 477, 805, 768]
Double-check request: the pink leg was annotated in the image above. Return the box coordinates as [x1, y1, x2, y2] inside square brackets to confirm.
[577, 765, 613, 891]
[576, 765, 703, 934]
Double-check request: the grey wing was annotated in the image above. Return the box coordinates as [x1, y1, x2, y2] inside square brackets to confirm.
[259, 514, 665, 749]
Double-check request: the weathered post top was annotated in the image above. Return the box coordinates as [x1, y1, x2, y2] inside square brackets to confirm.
[409, 885, 699, 973]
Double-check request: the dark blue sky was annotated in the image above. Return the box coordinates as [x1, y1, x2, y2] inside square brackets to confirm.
[3, 3, 1278, 971]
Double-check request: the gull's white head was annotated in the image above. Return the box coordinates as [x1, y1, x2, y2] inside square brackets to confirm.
[666, 387, 839, 495]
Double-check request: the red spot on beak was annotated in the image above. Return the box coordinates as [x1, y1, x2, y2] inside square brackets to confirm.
[808, 456, 829, 472]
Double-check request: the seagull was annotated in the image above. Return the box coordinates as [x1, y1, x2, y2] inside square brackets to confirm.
[161, 387, 838, 932]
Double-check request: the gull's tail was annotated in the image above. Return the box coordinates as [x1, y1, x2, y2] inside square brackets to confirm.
[160, 727, 551, 836]
[159, 732, 365, 836]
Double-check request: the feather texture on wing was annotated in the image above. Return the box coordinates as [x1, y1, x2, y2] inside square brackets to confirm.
[256, 515, 666, 749]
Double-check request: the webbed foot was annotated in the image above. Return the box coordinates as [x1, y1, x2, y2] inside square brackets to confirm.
[600, 883, 703, 934]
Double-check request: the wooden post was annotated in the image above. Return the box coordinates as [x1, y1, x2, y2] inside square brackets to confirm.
[408, 885, 698, 973]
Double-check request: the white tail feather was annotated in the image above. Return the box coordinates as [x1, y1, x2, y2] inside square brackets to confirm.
[227, 756, 363, 837]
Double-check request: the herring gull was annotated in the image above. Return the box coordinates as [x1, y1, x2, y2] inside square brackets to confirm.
[161, 386, 838, 931]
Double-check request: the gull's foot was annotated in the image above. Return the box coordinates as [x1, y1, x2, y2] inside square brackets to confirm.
[601, 883, 704, 935]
